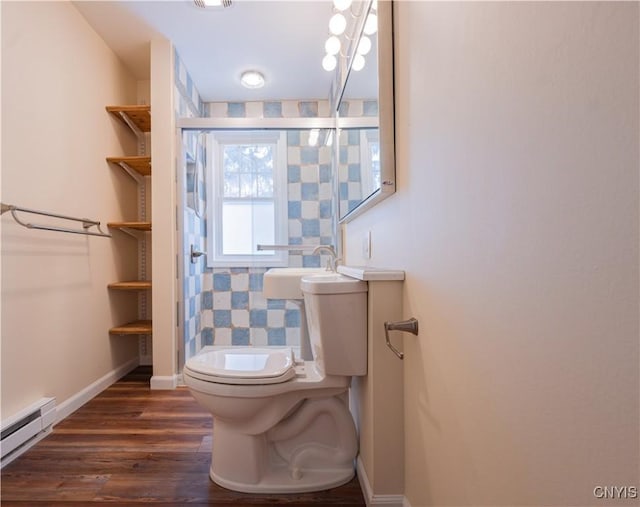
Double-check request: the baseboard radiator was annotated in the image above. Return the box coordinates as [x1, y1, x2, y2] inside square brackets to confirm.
[1, 397, 56, 467]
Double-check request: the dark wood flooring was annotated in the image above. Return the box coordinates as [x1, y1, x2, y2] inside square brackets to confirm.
[1, 367, 365, 506]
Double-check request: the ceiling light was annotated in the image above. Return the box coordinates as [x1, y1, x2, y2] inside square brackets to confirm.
[363, 13, 378, 35]
[322, 54, 337, 72]
[193, 0, 232, 8]
[352, 54, 365, 71]
[333, 0, 352, 11]
[356, 36, 372, 56]
[329, 13, 347, 35]
[325, 36, 341, 56]
[240, 70, 265, 89]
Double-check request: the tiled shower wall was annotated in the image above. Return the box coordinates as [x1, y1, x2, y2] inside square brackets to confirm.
[190, 100, 336, 355]
[176, 49, 378, 359]
[175, 50, 208, 359]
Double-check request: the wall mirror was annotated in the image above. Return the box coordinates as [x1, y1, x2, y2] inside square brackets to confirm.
[335, 0, 395, 222]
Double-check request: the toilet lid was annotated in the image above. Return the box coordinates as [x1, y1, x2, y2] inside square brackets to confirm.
[185, 347, 296, 385]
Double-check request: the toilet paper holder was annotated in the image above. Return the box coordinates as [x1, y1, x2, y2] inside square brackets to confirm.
[384, 318, 419, 360]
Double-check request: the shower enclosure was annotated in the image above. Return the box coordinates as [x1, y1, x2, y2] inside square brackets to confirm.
[177, 124, 338, 371]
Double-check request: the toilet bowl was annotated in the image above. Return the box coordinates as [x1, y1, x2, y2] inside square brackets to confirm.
[183, 273, 368, 494]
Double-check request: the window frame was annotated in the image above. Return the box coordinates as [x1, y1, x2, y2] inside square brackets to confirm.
[206, 131, 288, 268]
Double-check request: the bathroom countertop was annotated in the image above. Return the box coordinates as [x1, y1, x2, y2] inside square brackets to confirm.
[337, 265, 405, 281]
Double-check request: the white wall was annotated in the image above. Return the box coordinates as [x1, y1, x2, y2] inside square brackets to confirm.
[345, 2, 639, 505]
[150, 37, 177, 388]
[1, 1, 140, 419]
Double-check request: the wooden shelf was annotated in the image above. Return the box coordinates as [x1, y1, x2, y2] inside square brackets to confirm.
[106, 156, 151, 176]
[108, 221, 152, 231]
[109, 320, 152, 336]
[108, 281, 152, 291]
[106, 105, 151, 132]
[106, 105, 152, 345]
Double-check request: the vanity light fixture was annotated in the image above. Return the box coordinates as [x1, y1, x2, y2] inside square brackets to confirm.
[321, 1, 377, 72]
[356, 36, 371, 56]
[363, 12, 378, 35]
[351, 53, 365, 72]
[240, 70, 265, 89]
[329, 12, 347, 35]
[333, 0, 353, 11]
[322, 54, 338, 72]
[325, 35, 342, 56]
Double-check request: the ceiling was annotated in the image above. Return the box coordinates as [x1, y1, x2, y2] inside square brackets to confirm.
[73, 0, 377, 103]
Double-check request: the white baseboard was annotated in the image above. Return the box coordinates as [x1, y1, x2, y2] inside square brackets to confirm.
[55, 357, 139, 423]
[150, 375, 178, 390]
[356, 456, 406, 507]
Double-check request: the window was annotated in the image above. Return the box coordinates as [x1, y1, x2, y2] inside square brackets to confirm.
[207, 131, 288, 267]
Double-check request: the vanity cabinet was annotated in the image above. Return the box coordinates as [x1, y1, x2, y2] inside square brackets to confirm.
[106, 105, 152, 336]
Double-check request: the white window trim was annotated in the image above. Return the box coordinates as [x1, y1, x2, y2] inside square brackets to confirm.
[206, 131, 288, 268]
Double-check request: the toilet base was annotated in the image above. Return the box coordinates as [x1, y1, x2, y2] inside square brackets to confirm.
[209, 395, 358, 494]
[210, 464, 354, 494]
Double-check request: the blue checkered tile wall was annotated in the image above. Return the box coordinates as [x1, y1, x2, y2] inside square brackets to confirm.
[186, 100, 337, 354]
[175, 49, 206, 118]
[176, 79, 377, 359]
[337, 99, 380, 216]
[196, 268, 301, 348]
[175, 49, 207, 359]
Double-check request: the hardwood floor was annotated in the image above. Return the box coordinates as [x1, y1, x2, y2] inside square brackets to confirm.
[1, 367, 366, 506]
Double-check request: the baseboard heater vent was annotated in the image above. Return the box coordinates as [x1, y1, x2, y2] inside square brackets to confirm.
[1, 397, 56, 467]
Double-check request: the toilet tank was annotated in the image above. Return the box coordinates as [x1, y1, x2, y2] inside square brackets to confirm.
[300, 273, 368, 376]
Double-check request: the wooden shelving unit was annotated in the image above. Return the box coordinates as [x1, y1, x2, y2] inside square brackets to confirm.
[108, 221, 152, 231]
[108, 281, 152, 291]
[109, 320, 152, 336]
[106, 105, 152, 340]
[106, 105, 151, 132]
[106, 156, 151, 176]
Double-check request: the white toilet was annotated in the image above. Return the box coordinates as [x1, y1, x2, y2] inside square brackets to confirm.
[183, 273, 368, 493]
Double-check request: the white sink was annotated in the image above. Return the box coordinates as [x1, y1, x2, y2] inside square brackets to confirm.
[300, 273, 369, 294]
[263, 268, 327, 299]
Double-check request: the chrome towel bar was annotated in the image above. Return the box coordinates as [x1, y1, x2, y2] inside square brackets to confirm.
[1, 203, 111, 238]
[384, 318, 419, 360]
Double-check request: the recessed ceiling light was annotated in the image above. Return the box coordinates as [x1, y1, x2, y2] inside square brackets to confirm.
[193, 0, 232, 9]
[240, 70, 265, 89]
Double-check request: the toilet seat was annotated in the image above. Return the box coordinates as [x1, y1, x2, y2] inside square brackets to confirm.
[185, 346, 296, 385]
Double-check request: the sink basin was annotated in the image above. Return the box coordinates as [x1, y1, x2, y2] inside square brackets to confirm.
[300, 273, 368, 294]
[263, 268, 326, 299]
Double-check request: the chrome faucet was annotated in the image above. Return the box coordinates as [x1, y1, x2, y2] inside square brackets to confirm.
[312, 245, 340, 272]
[257, 243, 340, 272]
